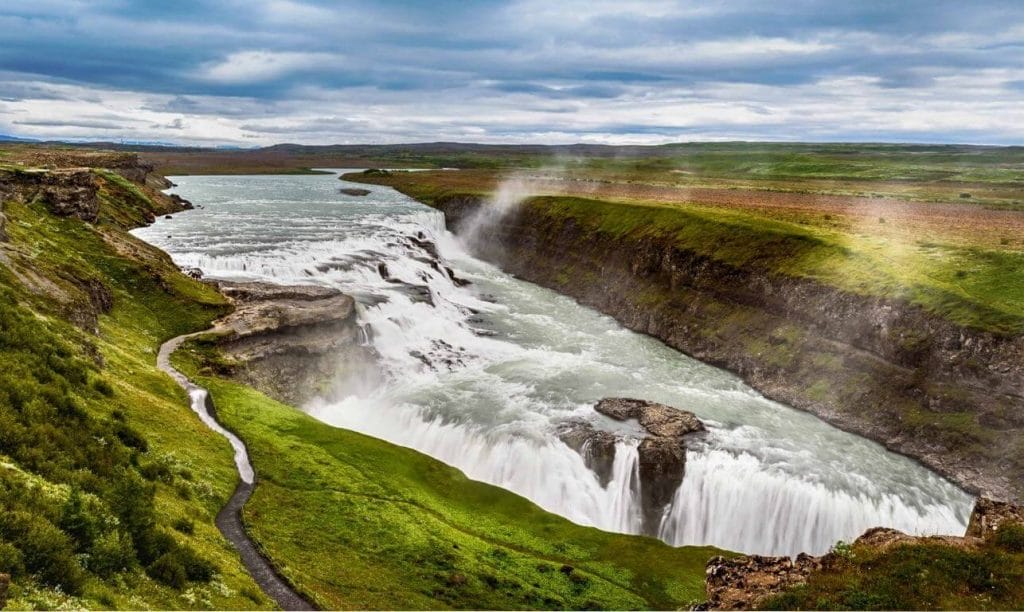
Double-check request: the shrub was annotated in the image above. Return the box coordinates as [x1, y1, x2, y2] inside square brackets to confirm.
[0, 511, 85, 594]
[113, 422, 148, 452]
[174, 544, 216, 582]
[92, 378, 115, 397]
[147, 553, 187, 589]
[994, 523, 1024, 553]
[59, 488, 99, 551]
[89, 530, 135, 577]
[172, 518, 194, 535]
[139, 461, 174, 483]
[960, 192, 972, 199]
[0, 541, 25, 576]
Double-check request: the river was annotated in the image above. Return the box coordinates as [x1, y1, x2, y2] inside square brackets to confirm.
[133, 170, 974, 556]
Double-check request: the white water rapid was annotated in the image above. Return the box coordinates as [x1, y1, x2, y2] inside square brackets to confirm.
[134, 171, 974, 556]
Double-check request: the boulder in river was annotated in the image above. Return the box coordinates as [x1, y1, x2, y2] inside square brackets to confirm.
[340, 187, 372, 196]
[558, 397, 705, 535]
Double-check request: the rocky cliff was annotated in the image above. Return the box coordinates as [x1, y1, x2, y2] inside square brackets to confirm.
[205, 281, 376, 406]
[420, 193, 1023, 502]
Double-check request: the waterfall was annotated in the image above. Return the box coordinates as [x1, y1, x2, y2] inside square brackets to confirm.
[134, 171, 975, 557]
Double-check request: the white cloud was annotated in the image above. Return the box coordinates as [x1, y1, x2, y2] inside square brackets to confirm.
[196, 50, 342, 84]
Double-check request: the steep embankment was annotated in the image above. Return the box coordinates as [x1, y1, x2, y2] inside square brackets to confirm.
[348, 172, 1024, 503]
[0, 155, 273, 608]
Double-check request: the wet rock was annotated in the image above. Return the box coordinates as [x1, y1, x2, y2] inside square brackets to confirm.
[595, 397, 705, 437]
[168, 193, 194, 210]
[339, 187, 371, 196]
[377, 262, 390, 280]
[559, 398, 705, 534]
[409, 236, 440, 259]
[595, 397, 704, 531]
[445, 266, 471, 287]
[557, 421, 618, 487]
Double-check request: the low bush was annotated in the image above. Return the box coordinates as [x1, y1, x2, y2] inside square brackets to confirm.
[995, 524, 1024, 553]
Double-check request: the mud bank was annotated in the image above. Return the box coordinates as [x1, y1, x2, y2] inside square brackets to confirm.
[422, 193, 1024, 502]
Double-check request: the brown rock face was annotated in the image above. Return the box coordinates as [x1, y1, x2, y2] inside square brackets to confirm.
[966, 497, 1024, 537]
[41, 169, 100, 221]
[0, 168, 100, 222]
[559, 398, 705, 534]
[704, 552, 825, 610]
[214, 281, 378, 405]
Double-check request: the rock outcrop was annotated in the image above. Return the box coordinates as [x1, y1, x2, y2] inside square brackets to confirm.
[966, 497, 1024, 537]
[339, 187, 372, 196]
[423, 193, 1024, 503]
[0, 168, 99, 222]
[704, 552, 826, 610]
[702, 497, 1023, 610]
[559, 398, 705, 534]
[212, 281, 377, 405]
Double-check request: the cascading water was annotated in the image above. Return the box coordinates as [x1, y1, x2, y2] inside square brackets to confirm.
[134, 170, 975, 556]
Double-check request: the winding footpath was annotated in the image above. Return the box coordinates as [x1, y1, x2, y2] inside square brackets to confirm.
[158, 331, 314, 611]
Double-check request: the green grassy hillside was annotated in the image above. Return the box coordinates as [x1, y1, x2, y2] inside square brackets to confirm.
[172, 337, 722, 610]
[0, 172, 271, 608]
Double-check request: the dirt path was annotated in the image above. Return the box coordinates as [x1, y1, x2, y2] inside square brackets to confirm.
[158, 332, 314, 611]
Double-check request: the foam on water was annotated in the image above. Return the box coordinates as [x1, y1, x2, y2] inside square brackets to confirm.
[134, 171, 974, 556]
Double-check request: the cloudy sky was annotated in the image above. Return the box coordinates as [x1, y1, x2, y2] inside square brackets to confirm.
[1, 0, 1023, 146]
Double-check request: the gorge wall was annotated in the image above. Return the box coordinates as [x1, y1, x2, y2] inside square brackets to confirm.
[423, 193, 1024, 503]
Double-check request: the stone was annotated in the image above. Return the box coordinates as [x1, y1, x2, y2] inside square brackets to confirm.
[557, 421, 618, 486]
[559, 398, 705, 535]
[966, 497, 1024, 538]
[340, 187, 372, 196]
[595, 397, 705, 437]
